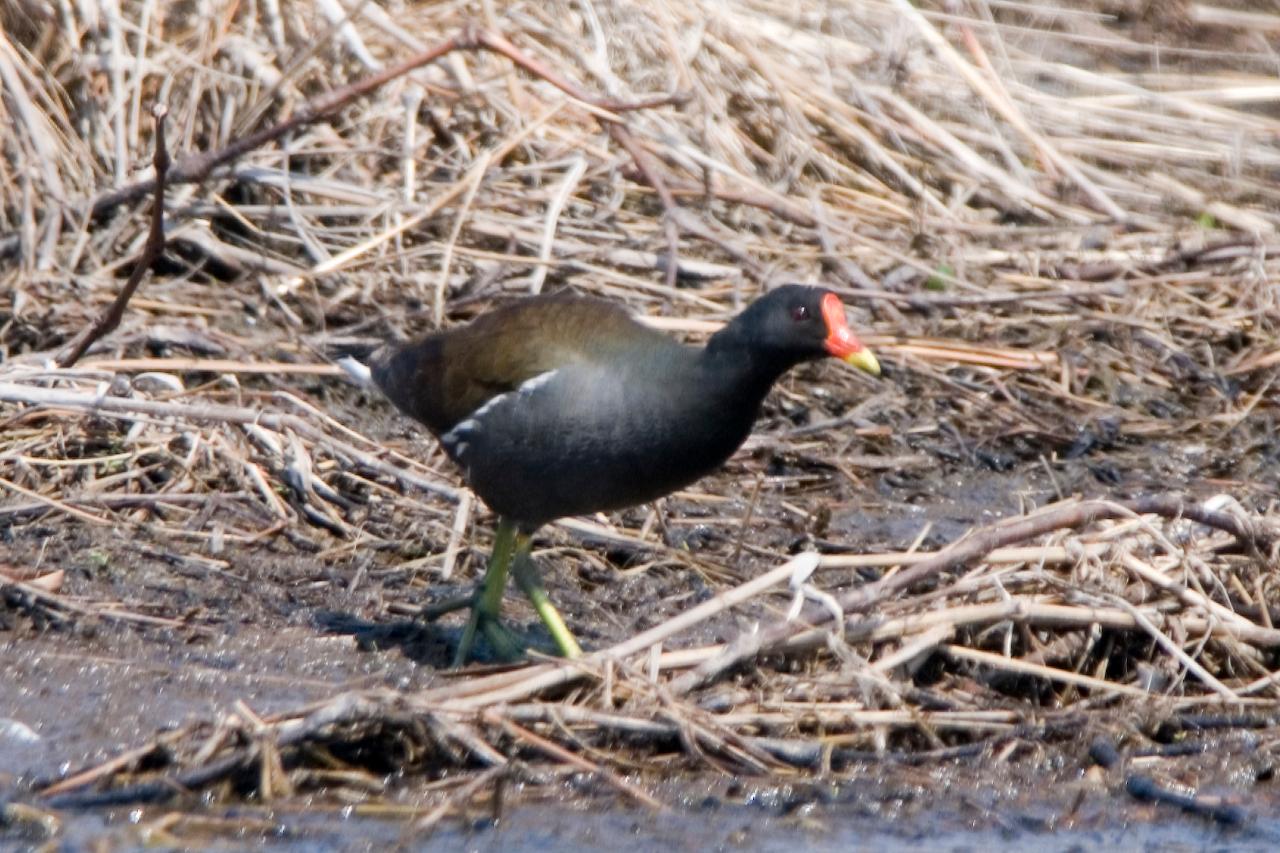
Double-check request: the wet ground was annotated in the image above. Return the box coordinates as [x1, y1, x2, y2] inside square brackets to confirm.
[6, 661, 1280, 852]
[6, 794, 1280, 852]
[4, 425, 1278, 849]
[4, 323, 1279, 849]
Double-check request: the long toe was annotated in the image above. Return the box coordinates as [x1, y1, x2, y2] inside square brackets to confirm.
[453, 605, 527, 666]
[452, 606, 483, 667]
[480, 616, 527, 662]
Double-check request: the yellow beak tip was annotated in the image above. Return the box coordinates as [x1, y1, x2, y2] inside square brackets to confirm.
[843, 348, 881, 376]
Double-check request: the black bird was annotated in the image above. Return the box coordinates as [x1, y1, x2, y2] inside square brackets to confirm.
[343, 285, 879, 664]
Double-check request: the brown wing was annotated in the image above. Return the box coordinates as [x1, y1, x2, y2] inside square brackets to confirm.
[370, 294, 672, 434]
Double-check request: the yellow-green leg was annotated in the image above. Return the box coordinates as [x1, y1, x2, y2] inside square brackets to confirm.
[453, 518, 523, 666]
[452, 521, 583, 665]
[511, 535, 583, 659]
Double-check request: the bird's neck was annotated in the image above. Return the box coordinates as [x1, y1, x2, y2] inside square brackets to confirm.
[701, 325, 798, 405]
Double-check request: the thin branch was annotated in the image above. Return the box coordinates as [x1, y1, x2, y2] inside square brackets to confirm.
[58, 105, 171, 368]
[670, 496, 1278, 694]
[87, 27, 687, 221]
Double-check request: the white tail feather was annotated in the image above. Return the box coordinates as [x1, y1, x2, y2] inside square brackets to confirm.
[336, 355, 373, 386]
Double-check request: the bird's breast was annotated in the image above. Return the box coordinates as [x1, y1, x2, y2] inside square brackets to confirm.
[439, 361, 761, 527]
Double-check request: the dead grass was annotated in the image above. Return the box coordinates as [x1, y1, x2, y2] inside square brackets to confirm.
[2, 0, 1280, 825]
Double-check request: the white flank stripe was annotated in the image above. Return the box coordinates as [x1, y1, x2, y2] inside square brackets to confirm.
[516, 369, 559, 395]
[440, 369, 559, 451]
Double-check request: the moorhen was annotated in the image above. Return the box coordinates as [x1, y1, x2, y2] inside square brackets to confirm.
[342, 285, 879, 664]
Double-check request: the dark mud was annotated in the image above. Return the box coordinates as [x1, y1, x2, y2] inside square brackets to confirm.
[4, 424, 1278, 849]
[5, 764, 1279, 851]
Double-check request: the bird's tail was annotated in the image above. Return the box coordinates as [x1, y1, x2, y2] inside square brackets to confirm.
[319, 339, 384, 387]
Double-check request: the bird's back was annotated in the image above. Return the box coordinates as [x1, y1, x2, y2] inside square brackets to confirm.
[369, 294, 676, 435]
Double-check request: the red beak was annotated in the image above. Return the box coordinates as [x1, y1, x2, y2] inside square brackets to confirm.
[820, 293, 879, 375]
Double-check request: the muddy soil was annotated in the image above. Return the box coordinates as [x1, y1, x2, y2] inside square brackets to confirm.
[4, 418, 1278, 849]
[6, 779, 1280, 851]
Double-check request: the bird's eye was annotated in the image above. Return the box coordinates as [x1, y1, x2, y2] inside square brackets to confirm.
[791, 305, 809, 322]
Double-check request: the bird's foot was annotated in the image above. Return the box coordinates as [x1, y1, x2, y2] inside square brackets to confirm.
[453, 601, 526, 666]
[480, 616, 526, 662]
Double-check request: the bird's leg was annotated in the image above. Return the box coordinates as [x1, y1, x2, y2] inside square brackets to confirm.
[511, 536, 583, 659]
[453, 518, 523, 665]
[420, 593, 473, 621]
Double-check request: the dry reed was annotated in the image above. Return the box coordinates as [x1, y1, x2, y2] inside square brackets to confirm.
[2, 0, 1278, 824]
